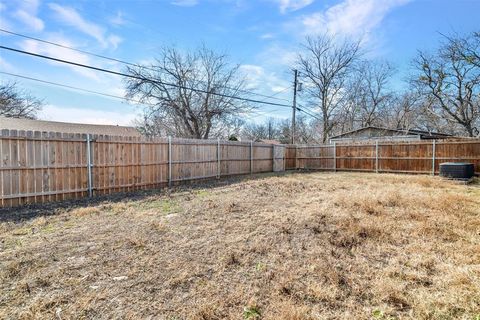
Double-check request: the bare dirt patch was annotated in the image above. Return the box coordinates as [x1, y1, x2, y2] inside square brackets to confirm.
[1, 172, 479, 319]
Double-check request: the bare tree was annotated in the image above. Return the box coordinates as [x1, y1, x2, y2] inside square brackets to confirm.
[412, 32, 480, 137]
[134, 109, 176, 137]
[346, 60, 395, 127]
[280, 115, 320, 144]
[385, 92, 421, 130]
[212, 117, 245, 140]
[242, 116, 320, 144]
[449, 31, 480, 68]
[242, 118, 279, 141]
[275, 119, 292, 144]
[297, 34, 361, 142]
[126, 46, 251, 139]
[0, 82, 43, 119]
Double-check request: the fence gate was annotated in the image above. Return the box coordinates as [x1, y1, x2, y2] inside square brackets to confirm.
[273, 145, 285, 172]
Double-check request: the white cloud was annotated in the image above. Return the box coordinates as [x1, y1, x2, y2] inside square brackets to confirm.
[109, 10, 127, 27]
[240, 64, 264, 90]
[0, 15, 12, 30]
[0, 56, 17, 73]
[48, 3, 122, 49]
[239, 64, 290, 97]
[257, 43, 297, 67]
[300, 0, 411, 38]
[260, 33, 275, 40]
[107, 35, 123, 50]
[19, 35, 101, 80]
[0, 3, 13, 30]
[271, 85, 288, 93]
[12, 0, 44, 32]
[14, 10, 44, 31]
[40, 105, 138, 126]
[275, 0, 314, 14]
[171, 0, 199, 7]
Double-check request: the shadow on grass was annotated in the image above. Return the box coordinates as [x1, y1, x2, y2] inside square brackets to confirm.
[3, 170, 474, 224]
[0, 171, 297, 224]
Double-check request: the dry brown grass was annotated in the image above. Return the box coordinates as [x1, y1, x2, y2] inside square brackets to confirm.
[1, 172, 479, 319]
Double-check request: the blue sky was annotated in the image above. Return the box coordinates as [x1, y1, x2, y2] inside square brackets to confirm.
[0, 0, 479, 126]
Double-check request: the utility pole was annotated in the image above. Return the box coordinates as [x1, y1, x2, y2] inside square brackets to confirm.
[291, 69, 298, 144]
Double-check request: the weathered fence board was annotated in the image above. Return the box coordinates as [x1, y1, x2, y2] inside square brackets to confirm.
[296, 145, 335, 170]
[273, 145, 285, 172]
[0, 129, 478, 208]
[0, 131, 280, 207]
[297, 140, 480, 175]
[285, 145, 296, 170]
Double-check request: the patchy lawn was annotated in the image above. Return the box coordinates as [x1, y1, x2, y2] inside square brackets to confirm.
[1, 172, 479, 320]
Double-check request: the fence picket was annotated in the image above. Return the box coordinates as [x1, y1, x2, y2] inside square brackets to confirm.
[0, 134, 479, 208]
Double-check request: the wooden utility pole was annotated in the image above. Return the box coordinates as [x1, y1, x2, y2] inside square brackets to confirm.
[291, 69, 298, 144]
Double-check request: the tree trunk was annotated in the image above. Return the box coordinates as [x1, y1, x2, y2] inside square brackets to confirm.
[322, 120, 329, 143]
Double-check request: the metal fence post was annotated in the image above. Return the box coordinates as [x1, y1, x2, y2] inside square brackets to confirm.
[432, 140, 436, 176]
[295, 145, 298, 170]
[86, 134, 93, 197]
[375, 140, 379, 173]
[217, 138, 221, 179]
[250, 141, 253, 174]
[333, 142, 337, 172]
[168, 136, 172, 187]
[272, 145, 275, 172]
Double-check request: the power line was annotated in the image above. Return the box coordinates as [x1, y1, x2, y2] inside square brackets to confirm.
[296, 103, 321, 121]
[0, 71, 288, 119]
[0, 71, 153, 107]
[0, 45, 294, 108]
[243, 85, 292, 107]
[0, 28, 290, 103]
[2, 71, 318, 123]
[1, 44, 320, 122]
[263, 86, 290, 100]
[299, 104, 319, 116]
[0, 29, 140, 69]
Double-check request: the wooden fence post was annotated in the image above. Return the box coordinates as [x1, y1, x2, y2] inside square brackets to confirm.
[2, 133, 478, 209]
[168, 136, 172, 187]
[333, 142, 337, 172]
[295, 145, 298, 170]
[250, 141, 253, 174]
[217, 138, 221, 179]
[86, 134, 93, 197]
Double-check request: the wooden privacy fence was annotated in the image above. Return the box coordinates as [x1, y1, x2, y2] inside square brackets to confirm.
[0, 130, 284, 208]
[296, 139, 480, 175]
[0, 129, 478, 208]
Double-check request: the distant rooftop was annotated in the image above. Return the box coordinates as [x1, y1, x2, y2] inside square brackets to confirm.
[0, 117, 141, 136]
[330, 126, 453, 141]
[257, 139, 282, 145]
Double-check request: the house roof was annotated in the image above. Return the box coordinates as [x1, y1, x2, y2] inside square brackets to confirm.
[258, 139, 282, 145]
[330, 126, 452, 140]
[0, 117, 141, 136]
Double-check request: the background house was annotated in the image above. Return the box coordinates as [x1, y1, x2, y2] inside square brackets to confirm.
[329, 126, 452, 143]
[0, 117, 141, 136]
